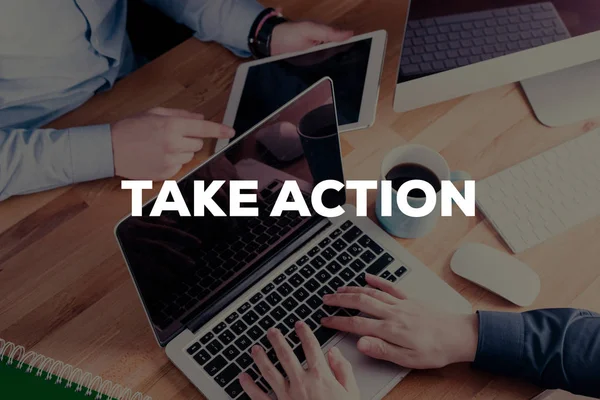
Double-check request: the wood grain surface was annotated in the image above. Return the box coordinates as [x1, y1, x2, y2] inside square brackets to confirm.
[1, 0, 599, 399]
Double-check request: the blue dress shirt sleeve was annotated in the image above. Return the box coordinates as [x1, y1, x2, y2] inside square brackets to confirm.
[474, 309, 600, 398]
[144, 0, 265, 57]
[0, 125, 114, 201]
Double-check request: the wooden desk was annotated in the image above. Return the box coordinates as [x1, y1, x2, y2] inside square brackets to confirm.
[1, 0, 599, 399]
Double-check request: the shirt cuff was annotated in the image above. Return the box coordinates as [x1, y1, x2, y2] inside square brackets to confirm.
[473, 311, 525, 375]
[214, 0, 265, 57]
[68, 124, 115, 183]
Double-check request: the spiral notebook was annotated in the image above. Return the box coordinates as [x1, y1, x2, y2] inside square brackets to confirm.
[0, 338, 152, 400]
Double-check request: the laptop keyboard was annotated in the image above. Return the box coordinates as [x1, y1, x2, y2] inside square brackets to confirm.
[400, 2, 570, 78]
[154, 180, 307, 328]
[185, 220, 410, 399]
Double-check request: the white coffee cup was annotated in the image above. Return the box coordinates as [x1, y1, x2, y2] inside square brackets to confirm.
[376, 145, 470, 239]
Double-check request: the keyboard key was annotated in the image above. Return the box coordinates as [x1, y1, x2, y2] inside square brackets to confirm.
[322, 247, 337, 261]
[360, 250, 376, 264]
[295, 304, 312, 319]
[290, 273, 304, 286]
[355, 273, 367, 286]
[328, 277, 345, 290]
[308, 246, 320, 257]
[207, 340, 224, 355]
[225, 379, 244, 398]
[285, 265, 298, 275]
[366, 253, 395, 275]
[187, 342, 201, 355]
[223, 345, 241, 361]
[350, 259, 366, 272]
[261, 284, 275, 294]
[259, 316, 276, 330]
[266, 349, 278, 363]
[288, 331, 301, 345]
[341, 221, 353, 230]
[387, 275, 398, 283]
[277, 282, 293, 296]
[311, 309, 328, 326]
[332, 239, 347, 252]
[260, 335, 273, 350]
[293, 346, 306, 364]
[215, 363, 241, 387]
[304, 278, 320, 292]
[317, 285, 334, 298]
[218, 330, 236, 345]
[300, 265, 316, 279]
[225, 312, 239, 324]
[357, 235, 384, 255]
[238, 302, 251, 315]
[316, 270, 332, 283]
[193, 349, 211, 366]
[242, 310, 259, 325]
[247, 326, 262, 341]
[266, 303, 284, 319]
[283, 297, 299, 312]
[235, 335, 252, 351]
[283, 313, 300, 329]
[292, 287, 309, 302]
[200, 332, 214, 345]
[394, 266, 408, 277]
[296, 256, 309, 266]
[329, 229, 342, 239]
[266, 292, 283, 306]
[250, 293, 263, 304]
[276, 323, 290, 336]
[255, 301, 271, 315]
[310, 256, 326, 269]
[307, 295, 322, 309]
[204, 355, 227, 376]
[326, 261, 343, 274]
[318, 237, 331, 248]
[246, 368, 259, 381]
[274, 274, 286, 285]
[342, 226, 363, 244]
[257, 378, 271, 393]
[340, 268, 356, 282]
[336, 253, 352, 266]
[347, 243, 363, 257]
[231, 320, 248, 335]
[314, 326, 337, 345]
[380, 271, 391, 279]
[213, 322, 227, 334]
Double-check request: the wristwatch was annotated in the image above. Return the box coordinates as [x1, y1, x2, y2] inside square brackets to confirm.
[248, 8, 288, 58]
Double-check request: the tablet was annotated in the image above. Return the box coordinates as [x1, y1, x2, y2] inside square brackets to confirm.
[218, 30, 387, 151]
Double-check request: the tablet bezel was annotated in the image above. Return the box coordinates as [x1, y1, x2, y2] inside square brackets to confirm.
[218, 30, 387, 152]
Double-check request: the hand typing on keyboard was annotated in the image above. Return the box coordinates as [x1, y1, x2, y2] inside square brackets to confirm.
[239, 321, 359, 400]
[321, 274, 479, 369]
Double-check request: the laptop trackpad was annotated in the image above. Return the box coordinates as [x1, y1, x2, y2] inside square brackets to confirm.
[336, 334, 410, 400]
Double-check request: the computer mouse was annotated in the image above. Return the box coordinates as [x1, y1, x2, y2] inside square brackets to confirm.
[256, 121, 304, 163]
[450, 243, 540, 307]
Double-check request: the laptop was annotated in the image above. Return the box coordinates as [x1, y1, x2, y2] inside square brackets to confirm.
[115, 78, 472, 400]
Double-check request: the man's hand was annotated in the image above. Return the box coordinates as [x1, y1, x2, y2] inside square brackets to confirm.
[111, 107, 235, 180]
[271, 21, 353, 56]
[239, 322, 360, 400]
[321, 274, 479, 369]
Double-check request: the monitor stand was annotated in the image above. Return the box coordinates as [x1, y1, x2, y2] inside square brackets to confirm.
[521, 59, 600, 127]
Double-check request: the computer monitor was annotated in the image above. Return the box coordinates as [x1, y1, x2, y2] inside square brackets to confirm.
[393, 1, 600, 127]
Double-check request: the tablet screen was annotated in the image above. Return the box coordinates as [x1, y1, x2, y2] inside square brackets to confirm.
[232, 38, 373, 135]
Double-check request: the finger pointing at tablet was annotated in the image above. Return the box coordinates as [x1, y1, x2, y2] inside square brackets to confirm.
[111, 107, 235, 181]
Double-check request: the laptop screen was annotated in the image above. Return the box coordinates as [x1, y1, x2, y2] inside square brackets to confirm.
[116, 79, 345, 345]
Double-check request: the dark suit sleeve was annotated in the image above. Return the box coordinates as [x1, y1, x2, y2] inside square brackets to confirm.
[473, 309, 600, 398]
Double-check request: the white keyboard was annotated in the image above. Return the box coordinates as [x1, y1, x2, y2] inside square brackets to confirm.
[476, 129, 600, 253]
